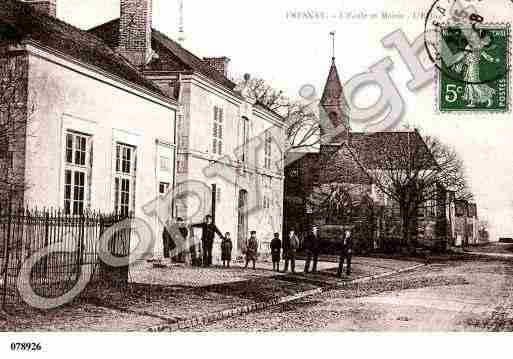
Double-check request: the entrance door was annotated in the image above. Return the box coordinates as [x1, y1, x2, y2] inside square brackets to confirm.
[237, 190, 248, 253]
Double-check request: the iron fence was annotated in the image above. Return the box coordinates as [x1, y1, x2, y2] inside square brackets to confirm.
[0, 206, 131, 309]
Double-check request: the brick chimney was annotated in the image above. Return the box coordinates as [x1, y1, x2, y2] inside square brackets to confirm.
[119, 0, 153, 67]
[22, 0, 56, 17]
[203, 57, 230, 77]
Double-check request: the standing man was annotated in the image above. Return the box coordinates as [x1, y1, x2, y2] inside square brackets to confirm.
[170, 217, 188, 262]
[270, 233, 282, 272]
[304, 225, 321, 274]
[337, 229, 353, 277]
[244, 231, 259, 270]
[191, 215, 225, 267]
[283, 229, 299, 273]
[162, 218, 172, 260]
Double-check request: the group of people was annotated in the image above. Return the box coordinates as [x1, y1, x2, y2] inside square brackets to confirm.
[162, 215, 353, 277]
[270, 226, 353, 277]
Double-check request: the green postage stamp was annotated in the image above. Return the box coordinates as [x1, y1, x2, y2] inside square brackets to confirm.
[438, 24, 510, 112]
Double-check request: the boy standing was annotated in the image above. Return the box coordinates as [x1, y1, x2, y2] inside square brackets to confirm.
[244, 231, 259, 270]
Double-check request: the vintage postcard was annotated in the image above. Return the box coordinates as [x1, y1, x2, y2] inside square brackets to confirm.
[0, 0, 513, 356]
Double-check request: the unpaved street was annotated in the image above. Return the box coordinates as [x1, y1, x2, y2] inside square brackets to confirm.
[192, 259, 513, 331]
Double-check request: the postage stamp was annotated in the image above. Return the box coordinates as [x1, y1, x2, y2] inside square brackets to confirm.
[424, 0, 512, 113]
[438, 24, 510, 112]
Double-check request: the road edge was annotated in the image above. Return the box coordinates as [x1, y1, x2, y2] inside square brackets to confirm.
[147, 263, 426, 332]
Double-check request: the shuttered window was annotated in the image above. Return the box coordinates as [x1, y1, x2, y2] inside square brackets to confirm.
[212, 106, 223, 155]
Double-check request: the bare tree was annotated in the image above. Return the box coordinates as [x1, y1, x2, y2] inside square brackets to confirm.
[0, 53, 30, 210]
[235, 77, 320, 153]
[346, 130, 473, 249]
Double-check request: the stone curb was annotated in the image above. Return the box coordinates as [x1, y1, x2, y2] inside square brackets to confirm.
[147, 263, 426, 332]
[465, 252, 513, 259]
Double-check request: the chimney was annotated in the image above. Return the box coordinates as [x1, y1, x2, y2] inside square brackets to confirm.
[203, 57, 230, 77]
[119, 0, 153, 67]
[22, 0, 57, 17]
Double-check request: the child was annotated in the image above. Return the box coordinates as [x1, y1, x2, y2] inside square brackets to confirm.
[221, 232, 233, 268]
[244, 231, 258, 270]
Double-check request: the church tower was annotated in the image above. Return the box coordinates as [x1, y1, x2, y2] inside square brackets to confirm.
[320, 55, 350, 145]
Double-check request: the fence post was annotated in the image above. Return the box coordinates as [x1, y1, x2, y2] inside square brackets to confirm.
[44, 211, 49, 276]
[2, 199, 13, 309]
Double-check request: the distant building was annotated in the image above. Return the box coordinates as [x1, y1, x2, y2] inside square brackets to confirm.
[452, 200, 479, 246]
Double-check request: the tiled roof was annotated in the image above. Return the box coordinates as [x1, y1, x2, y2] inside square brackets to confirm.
[89, 20, 237, 92]
[349, 130, 437, 170]
[321, 59, 344, 104]
[0, 0, 168, 98]
[287, 130, 437, 184]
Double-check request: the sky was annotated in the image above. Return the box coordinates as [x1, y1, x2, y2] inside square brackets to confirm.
[57, 0, 513, 240]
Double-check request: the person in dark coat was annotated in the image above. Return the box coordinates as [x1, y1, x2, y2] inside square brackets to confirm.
[162, 220, 172, 259]
[270, 233, 282, 272]
[191, 215, 224, 267]
[221, 232, 233, 268]
[171, 217, 188, 262]
[283, 229, 299, 273]
[244, 231, 259, 269]
[304, 225, 321, 274]
[337, 229, 353, 277]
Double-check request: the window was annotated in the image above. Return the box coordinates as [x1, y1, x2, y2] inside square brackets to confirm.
[160, 156, 171, 172]
[159, 182, 170, 195]
[63, 132, 90, 215]
[114, 143, 137, 216]
[264, 130, 272, 169]
[262, 195, 270, 209]
[212, 106, 223, 155]
[426, 198, 436, 217]
[176, 154, 188, 174]
[241, 117, 249, 163]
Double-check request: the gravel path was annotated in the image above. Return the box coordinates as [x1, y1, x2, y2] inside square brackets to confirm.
[189, 259, 513, 331]
[0, 257, 422, 331]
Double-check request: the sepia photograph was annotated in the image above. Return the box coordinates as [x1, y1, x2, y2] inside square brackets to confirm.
[0, 0, 512, 356]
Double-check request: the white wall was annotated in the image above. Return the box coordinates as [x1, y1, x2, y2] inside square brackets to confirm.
[23, 49, 176, 256]
[176, 75, 285, 261]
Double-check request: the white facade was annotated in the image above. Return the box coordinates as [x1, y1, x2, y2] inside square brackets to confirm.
[20, 44, 177, 255]
[150, 73, 285, 261]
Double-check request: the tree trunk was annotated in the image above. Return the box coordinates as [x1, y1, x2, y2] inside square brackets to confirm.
[399, 203, 417, 254]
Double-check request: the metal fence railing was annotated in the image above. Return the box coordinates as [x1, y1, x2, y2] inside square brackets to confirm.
[0, 206, 131, 309]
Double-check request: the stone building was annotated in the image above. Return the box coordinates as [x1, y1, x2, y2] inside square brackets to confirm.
[0, 0, 178, 258]
[0, 0, 285, 261]
[89, 0, 285, 259]
[452, 200, 479, 246]
[284, 57, 448, 252]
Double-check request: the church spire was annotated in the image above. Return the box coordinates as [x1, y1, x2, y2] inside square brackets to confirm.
[320, 58, 343, 105]
[320, 34, 350, 144]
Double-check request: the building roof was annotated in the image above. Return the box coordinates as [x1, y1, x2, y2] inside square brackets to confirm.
[321, 58, 344, 105]
[349, 130, 437, 170]
[88, 19, 237, 92]
[286, 130, 437, 185]
[89, 20, 284, 121]
[0, 0, 168, 98]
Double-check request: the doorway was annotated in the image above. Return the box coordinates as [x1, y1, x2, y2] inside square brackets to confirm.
[237, 189, 248, 253]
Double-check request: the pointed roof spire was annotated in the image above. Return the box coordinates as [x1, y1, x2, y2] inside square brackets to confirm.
[321, 31, 343, 105]
[321, 58, 343, 105]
